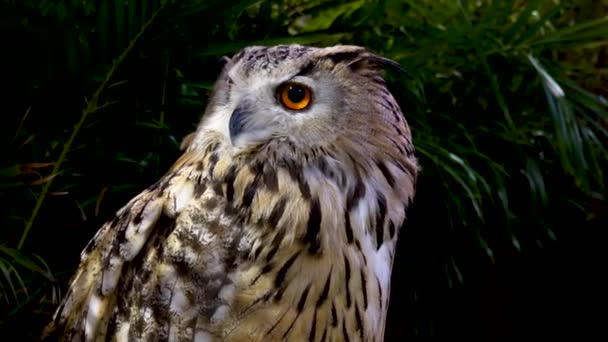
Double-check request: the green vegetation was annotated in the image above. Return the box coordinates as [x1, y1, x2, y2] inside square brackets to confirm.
[1, 0, 606, 338]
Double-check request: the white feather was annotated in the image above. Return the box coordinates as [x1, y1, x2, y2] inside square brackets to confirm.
[193, 330, 215, 342]
[122, 198, 163, 261]
[84, 295, 103, 340]
[101, 256, 123, 295]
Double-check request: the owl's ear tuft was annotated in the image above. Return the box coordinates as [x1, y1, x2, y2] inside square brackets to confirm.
[323, 47, 405, 75]
[327, 50, 363, 64]
[349, 53, 405, 74]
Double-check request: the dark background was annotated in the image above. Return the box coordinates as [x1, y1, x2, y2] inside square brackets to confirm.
[1, 0, 606, 340]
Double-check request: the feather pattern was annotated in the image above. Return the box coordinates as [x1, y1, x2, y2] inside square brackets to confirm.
[42, 45, 418, 342]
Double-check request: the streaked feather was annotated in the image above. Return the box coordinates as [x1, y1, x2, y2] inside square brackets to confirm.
[42, 44, 418, 342]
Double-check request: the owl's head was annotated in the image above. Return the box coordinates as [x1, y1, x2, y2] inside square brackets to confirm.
[195, 44, 412, 165]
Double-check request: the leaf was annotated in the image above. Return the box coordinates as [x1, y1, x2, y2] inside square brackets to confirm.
[524, 158, 548, 206]
[532, 16, 608, 47]
[0, 259, 19, 303]
[0, 246, 54, 281]
[512, 4, 563, 47]
[291, 0, 366, 33]
[503, 0, 541, 44]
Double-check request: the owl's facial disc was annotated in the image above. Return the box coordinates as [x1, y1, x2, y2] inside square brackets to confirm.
[228, 80, 315, 144]
[218, 45, 377, 149]
[225, 73, 326, 149]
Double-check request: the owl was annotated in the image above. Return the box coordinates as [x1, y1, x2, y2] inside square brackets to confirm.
[42, 44, 418, 341]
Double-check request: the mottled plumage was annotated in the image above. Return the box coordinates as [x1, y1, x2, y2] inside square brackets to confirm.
[42, 44, 418, 341]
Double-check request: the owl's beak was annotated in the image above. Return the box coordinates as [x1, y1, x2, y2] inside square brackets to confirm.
[228, 104, 251, 143]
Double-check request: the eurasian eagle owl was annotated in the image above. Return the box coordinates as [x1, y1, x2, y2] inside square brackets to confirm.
[43, 44, 418, 342]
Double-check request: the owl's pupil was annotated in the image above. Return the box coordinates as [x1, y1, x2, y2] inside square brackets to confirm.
[287, 86, 305, 103]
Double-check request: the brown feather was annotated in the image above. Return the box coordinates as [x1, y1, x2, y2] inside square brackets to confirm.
[43, 45, 418, 342]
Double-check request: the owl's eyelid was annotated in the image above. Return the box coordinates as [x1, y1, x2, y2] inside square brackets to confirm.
[282, 75, 314, 89]
[273, 76, 308, 96]
[286, 74, 316, 92]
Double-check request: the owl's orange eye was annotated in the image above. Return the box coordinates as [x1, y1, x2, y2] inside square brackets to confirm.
[278, 83, 312, 111]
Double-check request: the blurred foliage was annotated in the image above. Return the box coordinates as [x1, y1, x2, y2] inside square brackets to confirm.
[1, 0, 607, 339]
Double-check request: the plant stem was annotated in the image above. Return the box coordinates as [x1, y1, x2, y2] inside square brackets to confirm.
[18, 2, 169, 250]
